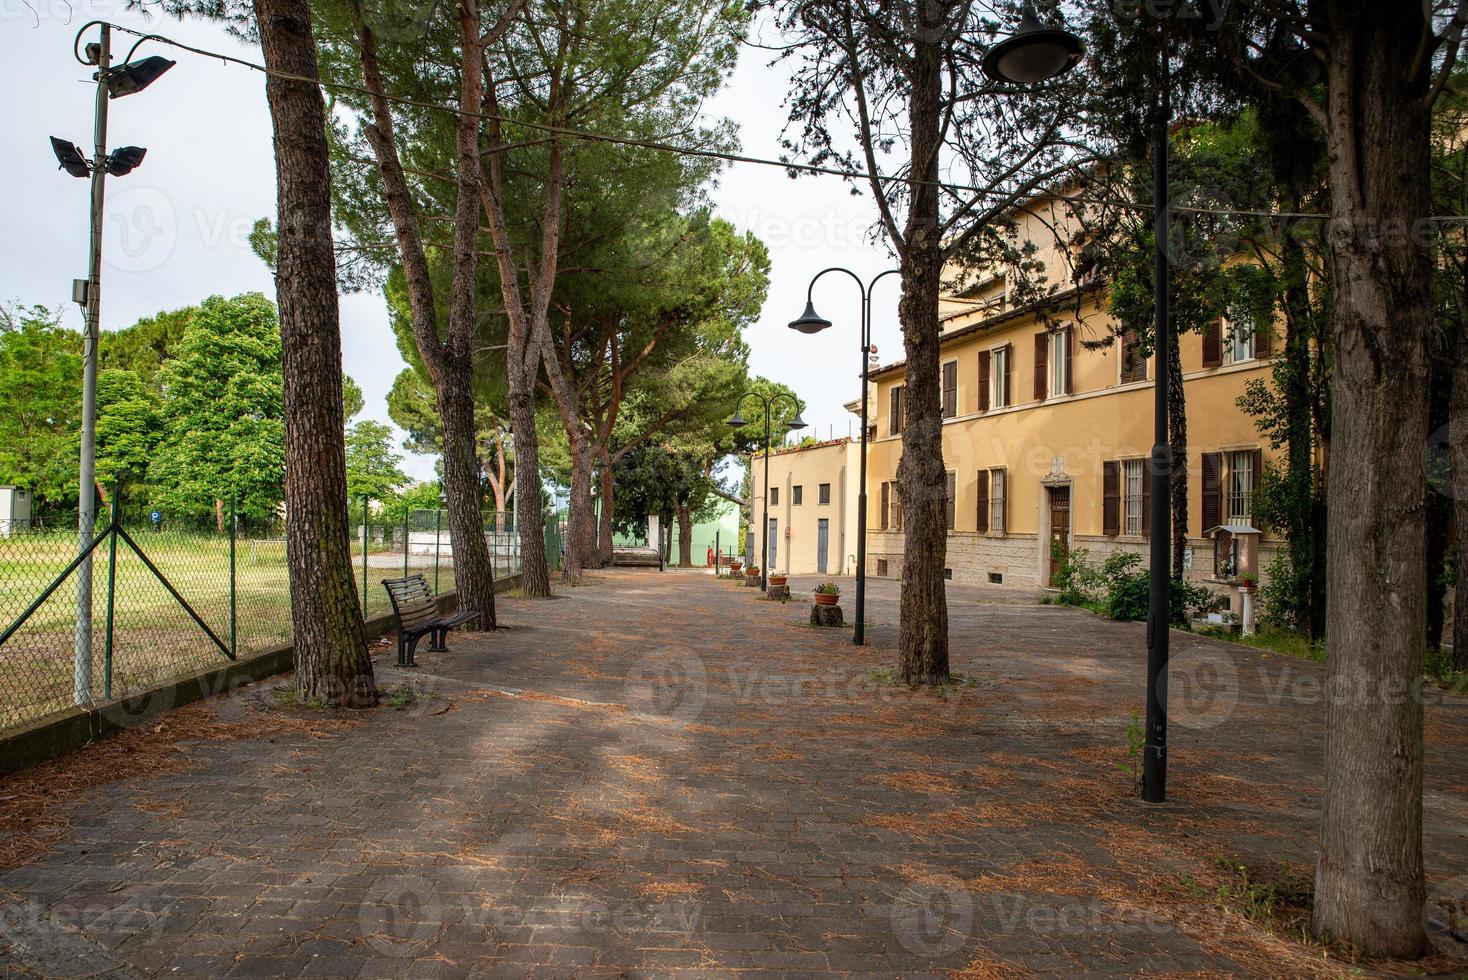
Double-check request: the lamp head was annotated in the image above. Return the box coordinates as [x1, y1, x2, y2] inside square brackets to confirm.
[106, 56, 175, 98]
[50, 137, 90, 178]
[787, 412, 807, 432]
[727, 409, 747, 429]
[981, 2, 1085, 85]
[104, 145, 147, 177]
[788, 300, 832, 334]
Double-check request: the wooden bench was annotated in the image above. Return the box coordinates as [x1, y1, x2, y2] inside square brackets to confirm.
[381, 575, 480, 667]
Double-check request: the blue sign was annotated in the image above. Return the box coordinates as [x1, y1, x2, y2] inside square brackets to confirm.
[150, 510, 161, 525]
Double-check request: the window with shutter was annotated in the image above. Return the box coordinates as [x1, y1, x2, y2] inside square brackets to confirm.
[978, 350, 991, 412]
[941, 360, 957, 418]
[1201, 452, 1223, 531]
[1123, 459, 1144, 535]
[1202, 319, 1222, 368]
[976, 470, 990, 533]
[1002, 344, 1013, 406]
[945, 471, 956, 530]
[893, 484, 903, 530]
[818, 483, 830, 505]
[1034, 331, 1048, 401]
[880, 482, 890, 530]
[1063, 326, 1074, 395]
[889, 386, 903, 435]
[1254, 318, 1272, 358]
[769, 486, 778, 506]
[1102, 460, 1120, 536]
[1140, 460, 1151, 537]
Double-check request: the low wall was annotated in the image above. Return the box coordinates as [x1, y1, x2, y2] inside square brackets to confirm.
[0, 575, 521, 779]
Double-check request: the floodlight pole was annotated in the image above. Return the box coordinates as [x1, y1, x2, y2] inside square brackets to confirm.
[74, 23, 111, 705]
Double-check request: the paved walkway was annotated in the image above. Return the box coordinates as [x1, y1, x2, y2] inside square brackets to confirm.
[1, 570, 1465, 978]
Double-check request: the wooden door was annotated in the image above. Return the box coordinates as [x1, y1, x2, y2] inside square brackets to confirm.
[1047, 486, 1071, 586]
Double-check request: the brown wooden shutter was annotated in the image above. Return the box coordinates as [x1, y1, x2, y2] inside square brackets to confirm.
[994, 469, 1006, 532]
[1064, 326, 1074, 395]
[1201, 452, 1223, 531]
[1119, 327, 1134, 383]
[1103, 460, 1120, 536]
[1254, 319, 1272, 358]
[1003, 344, 1013, 406]
[1202, 319, 1222, 368]
[880, 482, 890, 530]
[1140, 460, 1151, 537]
[1034, 331, 1048, 401]
[942, 361, 957, 418]
[946, 471, 956, 529]
[978, 350, 991, 412]
[976, 470, 989, 533]
[1250, 449, 1264, 522]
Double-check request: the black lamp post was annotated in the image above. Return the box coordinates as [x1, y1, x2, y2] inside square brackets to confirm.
[728, 392, 805, 591]
[986, 5, 1169, 803]
[54, 22, 174, 707]
[789, 267, 899, 646]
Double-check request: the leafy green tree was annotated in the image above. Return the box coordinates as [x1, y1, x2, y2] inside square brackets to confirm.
[95, 369, 163, 492]
[341, 375, 364, 422]
[99, 306, 193, 387]
[0, 305, 81, 511]
[345, 419, 408, 502]
[150, 294, 285, 528]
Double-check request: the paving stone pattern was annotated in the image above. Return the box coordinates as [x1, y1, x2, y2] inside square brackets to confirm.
[1, 570, 1465, 978]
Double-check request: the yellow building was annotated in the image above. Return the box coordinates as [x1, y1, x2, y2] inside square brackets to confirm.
[750, 438, 862, 576]
[788, 191, 1282, 591]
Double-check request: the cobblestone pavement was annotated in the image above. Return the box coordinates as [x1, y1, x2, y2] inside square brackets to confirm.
[1, 569, 1466, 978]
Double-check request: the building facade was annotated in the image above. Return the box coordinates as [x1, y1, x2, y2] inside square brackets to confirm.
[750, 439, 862, 577]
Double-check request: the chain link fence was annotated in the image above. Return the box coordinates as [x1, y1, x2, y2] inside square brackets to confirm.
[0, 492, 563, 735]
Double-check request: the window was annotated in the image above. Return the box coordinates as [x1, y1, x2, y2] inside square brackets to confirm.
[891, 483, 904, 530]
[1223, 307, 1256, 365]
[989, 468, 1007, 532]
[889, 385, 904, 435]
[792, 485, 803, 506]
[877, 558, 889, 577]
[880, 481, 902, 530]
[990, 346, 1009, 409]
[818, 483, 831, 505]
[770, 486, 778, 506]
[1049, 328, 1071, 397]
[941, 360, 958, 418]
[1119, 325, 1147, 384]
[1226, 450, 1255, 523]
[945, 471, 956, 530]
[1123, 459, 1145, 536]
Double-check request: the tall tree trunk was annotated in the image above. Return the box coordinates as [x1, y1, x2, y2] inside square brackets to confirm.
[1280, 226, 1327, 640]
[255, 0, 374, 706]
[507, 381, 550, 592]
[677, 504, 693, 567]
[561, 438, 594, 583]
[1427, 341, 1452, 650]
[1312, 5, 1431, 956]
[895, 10, 948, 683]
[1167, 328, 1187, 581]
[214, 498, 226, 534]
[440, 363, 495, 627]
[598, 453, 615, 565]
[349, 0, 499, 626]
[1454, 324, 1468, 671]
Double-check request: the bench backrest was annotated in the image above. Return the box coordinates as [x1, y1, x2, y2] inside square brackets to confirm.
[382, 575, 438, 630]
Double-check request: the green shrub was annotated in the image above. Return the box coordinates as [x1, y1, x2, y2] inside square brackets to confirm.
[1058, 547, 1221, 625]
[1052, 545, 1103, 607]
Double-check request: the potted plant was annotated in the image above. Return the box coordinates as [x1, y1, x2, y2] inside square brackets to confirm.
[769, 571, 788, 587]
[1239, 570, 1259, 590]
[728, 558, 742, 576]
[745, 565, 761, 579]
[813, 581, 841, 606]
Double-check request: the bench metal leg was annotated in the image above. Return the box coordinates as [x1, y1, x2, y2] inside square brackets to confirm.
[404, 632, 426, 667]
[428, 627, 448, 653]
[396, 633, 407, 668]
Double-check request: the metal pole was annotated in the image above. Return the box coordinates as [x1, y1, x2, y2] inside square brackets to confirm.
[761, 406, 770, 591]
[74, 24, 110, 705]
[1142, 54, 1173, 805]
[361, 498, 369, 614]
[102, 483, 118, 700]
[402, 506, 409, 578]
[434, 508, 441, 594]
[854, 291, 870, 646]
[229, 496, 236, 657]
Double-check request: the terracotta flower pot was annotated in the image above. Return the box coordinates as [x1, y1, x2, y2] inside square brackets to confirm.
[813, 591, 839, 606]
[769, 574, 788, 587]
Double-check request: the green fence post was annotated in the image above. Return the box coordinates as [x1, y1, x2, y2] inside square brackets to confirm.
[229, 497, 237, 658]
[402, 506, 409, 578]
[103, 481, 120, 700]
[361, 497, 369, 614]
[433, 508, 441, 594]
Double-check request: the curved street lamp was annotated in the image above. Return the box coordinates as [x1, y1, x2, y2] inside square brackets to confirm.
[728, 391, 805, 591]
[985, 5, 1184, 805]
[788, 267, 899, 646]
[57, 22, 174, 706]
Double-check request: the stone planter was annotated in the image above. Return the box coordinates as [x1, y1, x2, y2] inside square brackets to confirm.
[813, 591, 839, 606]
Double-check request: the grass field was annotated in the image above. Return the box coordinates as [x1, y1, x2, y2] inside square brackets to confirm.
[0, 526, 524, 731]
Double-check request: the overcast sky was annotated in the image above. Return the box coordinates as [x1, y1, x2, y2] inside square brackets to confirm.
[2, 2, 903, 481]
